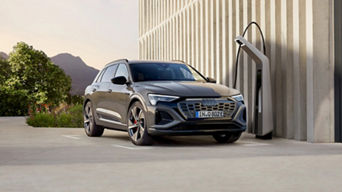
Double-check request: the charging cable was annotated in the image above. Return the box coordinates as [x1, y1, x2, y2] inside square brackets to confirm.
[233, 22, 266, 88]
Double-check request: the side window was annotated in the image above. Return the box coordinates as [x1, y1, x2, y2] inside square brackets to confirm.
[101, 64, 118, 82]
[94, 69, 106, 83]
[115, 64, 129, 79]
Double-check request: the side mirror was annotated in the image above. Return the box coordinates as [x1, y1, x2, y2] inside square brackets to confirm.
[111, 76, 128, 85]
[207, 77, 216, 83]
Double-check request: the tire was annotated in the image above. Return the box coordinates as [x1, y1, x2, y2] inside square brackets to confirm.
[84, 101, 104, 137]
[127, 101, 153, 145]
[213, 132, 242, 144]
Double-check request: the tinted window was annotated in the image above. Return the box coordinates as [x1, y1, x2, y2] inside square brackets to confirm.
[101, 64, 118, 82]
[129, 63, 206, 82]
[94, 69, 106, 83]
[115, 64, 129, 79]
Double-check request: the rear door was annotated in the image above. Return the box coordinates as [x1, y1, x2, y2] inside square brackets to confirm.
[88, 69, 105, 111]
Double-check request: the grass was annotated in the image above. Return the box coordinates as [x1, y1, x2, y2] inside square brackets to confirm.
[26, 104, 83, 128]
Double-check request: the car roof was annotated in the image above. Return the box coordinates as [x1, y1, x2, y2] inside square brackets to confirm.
[105, 59, 187, 68]
[127, 60, 186, 65]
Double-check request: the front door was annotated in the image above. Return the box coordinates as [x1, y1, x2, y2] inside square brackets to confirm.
[107, 63, 131, 127]
[95, 64, 118, 124]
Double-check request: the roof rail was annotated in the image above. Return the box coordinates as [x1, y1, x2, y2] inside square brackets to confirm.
[105, 59, 129, 67]
[171, 60, 186, 64]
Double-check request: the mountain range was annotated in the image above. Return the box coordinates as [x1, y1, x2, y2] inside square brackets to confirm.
[0, 51, 99, 95]
[0, 52, 8, 60]
[51, 53, 99, 95]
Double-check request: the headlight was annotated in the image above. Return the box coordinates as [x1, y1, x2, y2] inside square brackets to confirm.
[148, 94, 179, 105]
[231, 94, 244, 102]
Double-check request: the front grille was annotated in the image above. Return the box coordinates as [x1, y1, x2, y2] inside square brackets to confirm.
[178, 99, 236, 119]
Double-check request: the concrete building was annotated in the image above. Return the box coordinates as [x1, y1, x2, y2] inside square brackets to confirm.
[138, 0, 341, 143]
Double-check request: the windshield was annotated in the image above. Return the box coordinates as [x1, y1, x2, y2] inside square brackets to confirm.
[129, 63, 207, 82]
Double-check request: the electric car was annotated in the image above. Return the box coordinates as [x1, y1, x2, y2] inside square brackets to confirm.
[83, 60, 246, 145]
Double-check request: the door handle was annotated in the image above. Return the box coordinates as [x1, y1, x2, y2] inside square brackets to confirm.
[107, 89, 112, 93]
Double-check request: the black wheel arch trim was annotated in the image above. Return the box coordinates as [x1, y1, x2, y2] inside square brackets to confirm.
[129, 94, 148, 112]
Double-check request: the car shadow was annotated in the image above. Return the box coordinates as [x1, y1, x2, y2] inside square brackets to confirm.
[101, 134, 129, 142]
[101, 131, 251, 147]
[151, 135, 225, 147]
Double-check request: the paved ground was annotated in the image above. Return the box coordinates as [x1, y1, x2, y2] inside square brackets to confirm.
[0, 117, 342, 192]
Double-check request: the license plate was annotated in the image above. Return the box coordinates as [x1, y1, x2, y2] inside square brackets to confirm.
[195, 111, 224, 118]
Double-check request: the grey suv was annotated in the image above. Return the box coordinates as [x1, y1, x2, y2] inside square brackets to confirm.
[84, 60, 246, 145]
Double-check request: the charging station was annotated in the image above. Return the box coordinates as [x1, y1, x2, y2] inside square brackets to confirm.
[235, 36, 274, 138]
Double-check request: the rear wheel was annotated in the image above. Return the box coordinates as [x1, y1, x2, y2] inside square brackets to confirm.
[127, 102, 153, 145]
[84, 101, 104, 137]
[213, 132, 242, 143]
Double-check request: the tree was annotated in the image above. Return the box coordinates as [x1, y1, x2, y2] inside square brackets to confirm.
[0, 58, 10, 84]
[0, 42, 71, 115]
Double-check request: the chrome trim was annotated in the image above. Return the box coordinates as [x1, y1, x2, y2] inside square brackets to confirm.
[185, 98, 228, 101]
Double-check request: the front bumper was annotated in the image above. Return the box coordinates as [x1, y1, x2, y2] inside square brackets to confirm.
[145, 98, 247, 136]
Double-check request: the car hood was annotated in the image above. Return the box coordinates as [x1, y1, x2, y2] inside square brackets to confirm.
[135, 81, 240, 97]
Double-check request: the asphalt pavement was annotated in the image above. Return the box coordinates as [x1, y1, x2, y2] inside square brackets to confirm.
[1, 117, 342, 192]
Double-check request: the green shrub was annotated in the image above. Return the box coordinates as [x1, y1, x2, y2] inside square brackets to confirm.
[68, 104, 83, 114]
[68, 104, 83, 127]
[66, 94, 84, 105]
[56, 112, 72, 127]
[27, 113, 55, 127]
[26, 104, 84, 128]
[0, 87, 30, 116]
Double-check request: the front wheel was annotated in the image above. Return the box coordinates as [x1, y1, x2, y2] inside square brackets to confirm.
[213, 132, 242, 144]
[127, 102, 153, 145]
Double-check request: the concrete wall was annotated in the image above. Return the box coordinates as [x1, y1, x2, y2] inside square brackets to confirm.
[138, 0, 335, 142]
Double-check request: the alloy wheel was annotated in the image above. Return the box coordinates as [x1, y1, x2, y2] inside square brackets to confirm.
[84, 102, 93, 133]
[128, 106, 145, 142]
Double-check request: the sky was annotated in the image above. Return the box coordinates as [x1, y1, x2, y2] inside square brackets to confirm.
[0, 0, 138, 69]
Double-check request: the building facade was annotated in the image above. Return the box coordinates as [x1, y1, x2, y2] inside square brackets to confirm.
[138, 0, 340, 142]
